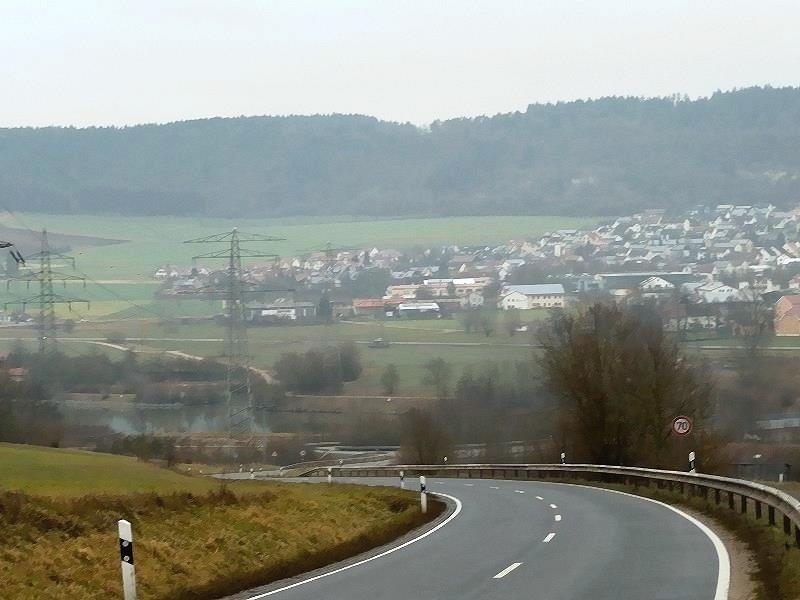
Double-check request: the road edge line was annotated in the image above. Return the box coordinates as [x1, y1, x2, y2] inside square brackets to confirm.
[543, 482, 730, 600]
[243, 492, 463, 599]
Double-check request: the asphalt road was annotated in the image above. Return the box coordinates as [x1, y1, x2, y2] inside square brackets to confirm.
[225, 477, 728, 600]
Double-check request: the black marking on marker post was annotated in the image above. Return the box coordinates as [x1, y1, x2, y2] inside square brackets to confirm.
[120, 538, 134, 565]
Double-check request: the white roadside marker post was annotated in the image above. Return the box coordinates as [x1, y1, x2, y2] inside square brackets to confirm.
[327, 466, 332, 484]
[118, 519, 137, 600]
[560, 451, 566, 465]
[250, 467, 254, 480]
[688, 451, 696, 474]
[400, 470, 405, 489]
[420, 475, 427, 514]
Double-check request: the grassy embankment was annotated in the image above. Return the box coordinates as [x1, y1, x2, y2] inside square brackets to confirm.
[0, 444, 440, 600]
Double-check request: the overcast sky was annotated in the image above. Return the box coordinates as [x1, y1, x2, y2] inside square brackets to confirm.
[2, 0, 798, 128]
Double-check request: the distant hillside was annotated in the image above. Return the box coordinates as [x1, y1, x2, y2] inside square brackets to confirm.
[1, 86, 799, 218]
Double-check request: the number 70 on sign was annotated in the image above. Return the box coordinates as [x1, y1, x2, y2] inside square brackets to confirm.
[671, 416, 693, 436]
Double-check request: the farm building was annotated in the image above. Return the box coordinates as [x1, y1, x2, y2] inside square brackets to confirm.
[499, 284, 565, 310]
[775, 294, 800, 336]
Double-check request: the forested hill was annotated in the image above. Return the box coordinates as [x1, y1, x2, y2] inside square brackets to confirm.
[2, 86, 800, 218]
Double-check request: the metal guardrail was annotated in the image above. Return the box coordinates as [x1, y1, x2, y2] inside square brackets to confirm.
[278, 452, 395, 473]
[303, 463, 800, 547]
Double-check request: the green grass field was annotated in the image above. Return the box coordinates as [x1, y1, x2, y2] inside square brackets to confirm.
[0, 443, 221, 496]
[3, 212, 595, 281]
[42, 315, 545, 395]
[0, 213, 594, 320]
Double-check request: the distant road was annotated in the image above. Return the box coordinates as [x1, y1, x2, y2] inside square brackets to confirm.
[221, 477, 728, 600]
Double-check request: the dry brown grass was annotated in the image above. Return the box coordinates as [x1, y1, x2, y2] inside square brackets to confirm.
[0, 483, 439, 600]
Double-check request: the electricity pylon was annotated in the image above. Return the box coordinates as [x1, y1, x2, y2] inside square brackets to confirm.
[184, 228, 285, 435]
[5, 230, 88, 354]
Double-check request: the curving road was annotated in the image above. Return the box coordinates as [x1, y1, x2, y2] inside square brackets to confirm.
[223, 477, 729, 600]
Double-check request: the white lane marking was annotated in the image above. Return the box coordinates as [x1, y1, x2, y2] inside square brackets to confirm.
[554, 514, 562, 522]
[594, 486, 730, 600]
[549, 503, 558, 509]
[514, 490, 525, 494]
[464, 483, 474, 486]
[244, 492, 463, 598]
[542, 532, 556, 543]
[535, 495, 544, 500]
[489, 486, 499, 489]
[493, 562, 523, 579]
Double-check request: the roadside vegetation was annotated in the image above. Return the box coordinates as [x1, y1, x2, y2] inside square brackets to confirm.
[0, 443, 440, 600]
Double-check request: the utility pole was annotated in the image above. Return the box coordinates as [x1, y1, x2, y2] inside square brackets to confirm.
[184, 228, 285, 435]
[5, 229, 88, 354]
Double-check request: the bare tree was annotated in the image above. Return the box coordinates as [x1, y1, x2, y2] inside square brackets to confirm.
[538, 301, 716, 468]
[422, 357, 452, 399]
[730, 287, 772, 360]
[503, 308, 521, 336]
[380, 363, 400, 395]
[400, 408, 452, 464]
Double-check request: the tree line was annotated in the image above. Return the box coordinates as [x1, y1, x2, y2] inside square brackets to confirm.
[2, 87, 800, 217]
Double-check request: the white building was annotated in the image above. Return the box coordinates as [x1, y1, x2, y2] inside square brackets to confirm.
[499, 284, 565, 310]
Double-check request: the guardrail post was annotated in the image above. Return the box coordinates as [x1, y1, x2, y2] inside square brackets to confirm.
[714, 489, 721, 505]
[118, 519, 137, 600]
[740, 495, 747, 514]
[755, 500, 762, 520]
[784, 515, 791, 536]
[728, 492, 735, 510]
[795, 524, 800, 548]
[768, 505, 776, 526]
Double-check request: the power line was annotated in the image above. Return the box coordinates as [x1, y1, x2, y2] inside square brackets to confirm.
[4, 229, 89, 354]
[184, 227, 285, 436]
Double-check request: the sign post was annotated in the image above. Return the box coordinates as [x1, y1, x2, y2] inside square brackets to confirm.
[118, 519, 137, 600]
[419, 475, 427, 514]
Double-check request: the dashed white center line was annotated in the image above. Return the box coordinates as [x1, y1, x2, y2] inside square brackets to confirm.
[489, 486, 499, 489]
[514, 490, 525, 494]
[554, 514, 562, 522]
[535, 495, 544, 501]
[549, 503, 558, 509]
[493, 562, 523, 579]
[464, 483, 474, 486]
[542, 532, 557, 543]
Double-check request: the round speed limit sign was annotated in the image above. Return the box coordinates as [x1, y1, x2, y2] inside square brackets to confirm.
[671, 415, 693, 436]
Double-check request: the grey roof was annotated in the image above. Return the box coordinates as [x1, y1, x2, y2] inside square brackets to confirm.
[505, 284, 565, 295]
